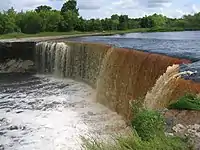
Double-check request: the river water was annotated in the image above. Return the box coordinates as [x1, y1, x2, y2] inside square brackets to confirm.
[68, 31, 200, 80]
[1, 31, 200, 150]
[0, 73, 129, 150]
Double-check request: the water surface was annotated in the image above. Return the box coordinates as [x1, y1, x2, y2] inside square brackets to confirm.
[68, 31, 200, 80]
[0, 73, 129, 150]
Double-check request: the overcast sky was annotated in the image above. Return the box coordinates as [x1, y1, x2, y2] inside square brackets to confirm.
[0, 0, 200, 19]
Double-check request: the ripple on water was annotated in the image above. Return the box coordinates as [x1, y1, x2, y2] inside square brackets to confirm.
[0, 74, 130, 150]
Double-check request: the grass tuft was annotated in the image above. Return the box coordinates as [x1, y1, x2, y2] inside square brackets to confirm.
[169, 93, 200, 110]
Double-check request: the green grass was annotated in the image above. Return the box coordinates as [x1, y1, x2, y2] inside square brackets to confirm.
[0, 27, 191, 39]
[82, 133, 189, 150]
[0, 31, 96, 39]
[82, 108, 191, 150]
[0, 29, 150, 39]
[169, 94, 200, 110]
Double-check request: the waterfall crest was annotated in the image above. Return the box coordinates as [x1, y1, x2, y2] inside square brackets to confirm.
[35, 41, 200, 120]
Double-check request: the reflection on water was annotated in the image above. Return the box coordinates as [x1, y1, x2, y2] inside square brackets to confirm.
[0, 74, 129, 150]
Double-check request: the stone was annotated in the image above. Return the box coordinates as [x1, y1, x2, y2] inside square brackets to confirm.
[0, 145, 4, 150]
[172, 124, 186, 133]
[87, 111, 95, 116]
[8, 125, 18, 130]
[16, 110, 24, 114]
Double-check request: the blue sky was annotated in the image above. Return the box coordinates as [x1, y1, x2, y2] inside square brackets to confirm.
[1, 0, 200, 19]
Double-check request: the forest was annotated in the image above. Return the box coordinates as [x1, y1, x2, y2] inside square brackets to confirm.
[0, 0, 200, 35]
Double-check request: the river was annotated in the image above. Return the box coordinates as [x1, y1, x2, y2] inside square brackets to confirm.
[68, 31, 200, 81]
[1, 31, 200, 150]
[0, 73, 129, 150]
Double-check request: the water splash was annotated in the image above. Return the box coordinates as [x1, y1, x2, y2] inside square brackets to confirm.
[144, 64, 197, 109]
[35, 42, 197, 119]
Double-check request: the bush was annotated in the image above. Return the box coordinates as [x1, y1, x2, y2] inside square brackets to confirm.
[131, 109, 165, 141]
[169, 94, 200, 110]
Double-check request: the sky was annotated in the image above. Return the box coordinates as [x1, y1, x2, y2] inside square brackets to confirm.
[0, 0, 200, 19]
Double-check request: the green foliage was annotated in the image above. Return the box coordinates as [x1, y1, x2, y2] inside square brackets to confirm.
[35, 5, 52, 13]
[61, 0, 79, 16]
[131, 109, 165, 141]
[83, 134, 188, 150]
[169, 94, 200, 110]
[0, 1, 200, 35]
[82, 109, 189, 150]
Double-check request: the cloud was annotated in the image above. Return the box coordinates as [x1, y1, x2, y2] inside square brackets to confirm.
[78, 0, 102, 10]
[192, 4, 200, 13]
[0, 0, 11, 11]
[0, 0, 199, 19]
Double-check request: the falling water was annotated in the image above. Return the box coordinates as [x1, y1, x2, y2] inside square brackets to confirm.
[144, 64, 197, 109]
[36, 42, 70, 77]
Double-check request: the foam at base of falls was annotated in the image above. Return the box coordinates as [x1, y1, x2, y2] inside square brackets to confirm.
[0, 74, 130, 150]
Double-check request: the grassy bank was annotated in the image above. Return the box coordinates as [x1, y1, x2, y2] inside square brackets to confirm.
[0, 31, 94, 39]
[0, 28, 184, 40]
[0, 27, 197, 40]
[0, 29, 148, 39]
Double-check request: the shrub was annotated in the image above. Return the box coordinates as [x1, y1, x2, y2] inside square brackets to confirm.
[169, 93, 200, 110]
[131, 109, 165, 141]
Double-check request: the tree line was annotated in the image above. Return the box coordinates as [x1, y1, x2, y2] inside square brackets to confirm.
[0, 0, 200, 34]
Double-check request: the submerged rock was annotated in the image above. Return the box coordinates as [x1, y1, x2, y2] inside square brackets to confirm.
[8, 125, 18, 130]
[0, 144, 4, 150]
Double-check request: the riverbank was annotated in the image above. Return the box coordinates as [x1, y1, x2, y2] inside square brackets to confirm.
[1, 27, 199, 40]
[0, 29, 148, 40]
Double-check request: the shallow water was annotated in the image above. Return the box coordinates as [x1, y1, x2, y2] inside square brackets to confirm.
[0, 73, 129, 150]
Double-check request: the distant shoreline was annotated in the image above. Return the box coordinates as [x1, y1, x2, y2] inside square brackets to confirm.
[0, 28, 199, 41]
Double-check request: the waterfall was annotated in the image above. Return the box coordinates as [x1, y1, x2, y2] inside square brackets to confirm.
[35, 41, 200, 120]
[36, 42, 70, 77]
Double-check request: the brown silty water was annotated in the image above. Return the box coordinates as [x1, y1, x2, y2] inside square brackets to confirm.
[35, 41, 199, 120]
[1, 41, 200, 150]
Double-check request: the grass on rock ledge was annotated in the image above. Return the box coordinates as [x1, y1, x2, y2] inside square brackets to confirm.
[82, 100, 191, 150]
[169, 93, 200, 111]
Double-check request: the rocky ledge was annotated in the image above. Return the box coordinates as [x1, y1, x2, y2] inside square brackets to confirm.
[164, 109, 200, 149]
[0, 59, 35, 73]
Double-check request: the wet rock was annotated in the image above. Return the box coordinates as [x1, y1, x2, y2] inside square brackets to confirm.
[20, 126, 26, 130]
[171, 123, 200, 149]
[16, 110, 24, 114]
[0, 131, 6, 135]
[165, 117, 176, 132]
[87, 111, 95, 116]
[0, 59, 35, 73]
[165, 132, 174, 137]
[0, 118, 6, 122]
[8, 125, 18, 130]
[172, 124, 186, 133]
[6, 109, 11, 112]
[0, 144, 4, 150]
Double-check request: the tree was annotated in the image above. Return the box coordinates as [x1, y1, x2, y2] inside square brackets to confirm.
[35, 5, 52, 13]
[59, 10, 79, 31]
[111, 14, 119, 30]
[20, 11, 42, 34]
[61, 0, 79, 16]
[119, 15, 129, 30]
[150, 14, 166, 28]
